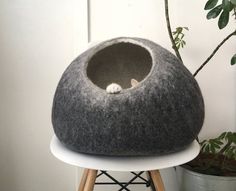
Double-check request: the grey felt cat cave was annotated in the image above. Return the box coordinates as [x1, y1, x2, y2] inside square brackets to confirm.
[52, 37, 204, 156]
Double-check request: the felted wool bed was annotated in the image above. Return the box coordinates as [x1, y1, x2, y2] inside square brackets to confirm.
[52, 37, 204, 156]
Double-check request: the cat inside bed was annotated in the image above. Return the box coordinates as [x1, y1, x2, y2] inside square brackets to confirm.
[106, 79, 138, 94]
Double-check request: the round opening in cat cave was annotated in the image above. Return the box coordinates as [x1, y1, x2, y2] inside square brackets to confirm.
[87, 42, 153, 90]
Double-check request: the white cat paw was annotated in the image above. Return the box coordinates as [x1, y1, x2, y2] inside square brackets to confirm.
[106, 83, 122, 94]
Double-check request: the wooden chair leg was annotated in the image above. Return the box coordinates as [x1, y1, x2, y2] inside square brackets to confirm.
[149, 170, 165, 191]
[78, 169, 89, 191]
[83, 169, 98, 191]
[146, 171, 156, 191]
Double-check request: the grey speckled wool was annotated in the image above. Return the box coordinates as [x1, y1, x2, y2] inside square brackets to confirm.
[52, 37, 204, 156]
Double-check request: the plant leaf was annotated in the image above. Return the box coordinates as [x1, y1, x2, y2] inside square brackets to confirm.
[230, 0, 236, 5]
[218, 10, 230, 29]
[219, 132, 227, 139]
[205, 0, 219, 10]
[232, 132, 236, 143]
[226, 132, 234, 141]
[205, 144, 210, 153]
[222, 0, 234, 11]
[207, 5, 223, 19]
[228, 132, 236, 142]
[213, 140, 223, 146]
[176, 27, 183, 33]
[211, 141, 221, 148]
[201, 143, 207, 151]
[210, 145, 216, 153]
[177, 44, 180, 50]
[231, 54, 236, 65]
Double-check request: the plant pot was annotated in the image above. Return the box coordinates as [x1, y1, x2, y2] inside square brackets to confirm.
[52, 37, 204, 156]
[177, 166, 236, 191]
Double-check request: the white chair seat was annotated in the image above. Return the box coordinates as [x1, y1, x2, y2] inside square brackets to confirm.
[50, 135, 200, 172]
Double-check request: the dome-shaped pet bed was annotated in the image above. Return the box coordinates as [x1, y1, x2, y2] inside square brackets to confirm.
[52, 37, 204, 156]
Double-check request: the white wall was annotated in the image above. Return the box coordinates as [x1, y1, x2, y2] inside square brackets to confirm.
[0, 0, 235, 191]
[0, 1, 81, 191]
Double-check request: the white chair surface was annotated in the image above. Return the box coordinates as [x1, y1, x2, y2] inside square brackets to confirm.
[50, 135, 200, 171]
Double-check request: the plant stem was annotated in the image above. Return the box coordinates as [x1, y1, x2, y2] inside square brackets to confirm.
[164, 0, 183, 62]
[193, 30, 236, 77]
[219, 141, 232, 155]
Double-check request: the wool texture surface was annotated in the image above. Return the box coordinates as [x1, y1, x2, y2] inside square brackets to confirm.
[52, 37, 204, 156]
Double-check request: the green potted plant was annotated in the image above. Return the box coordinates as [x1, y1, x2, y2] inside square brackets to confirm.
[163, 0, 236, 190]
[177, 132, 236, 190]
[197, 132, 236, 177]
